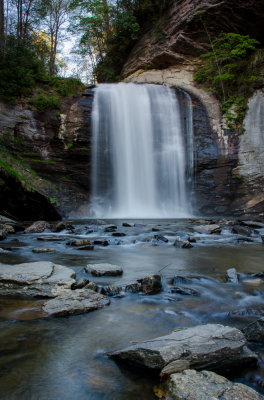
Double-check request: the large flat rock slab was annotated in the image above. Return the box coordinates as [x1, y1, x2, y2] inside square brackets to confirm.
[157, 369, 264, 400]
[0, 261, 76, 297]
[42, 289, 110, 317]
[109, 324, 256, 371]
[85, 263, 123, 276]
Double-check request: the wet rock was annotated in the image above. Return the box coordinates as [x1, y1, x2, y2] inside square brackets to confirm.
[232, 225, 252, 236]
[122, 222, 133, 227]
[0, 230, 7, 241]
[71, 278, 90, 290]
[229, 308, 264, 318]
[104, 225, 117, 232]
[173, 237, 193, 248]
[85, 263, 123, 277]
[52, 222, 67, 232]
[242, 278, 263, 286]
[193, 224, 221, 234]
[0, 224, 15, 234]
[0, 261, 76, 298]
[85, 282, 98, 291]
[25, 221, 51, 233]
[100, 286, 122, 296]
[153, 234, 168, 243]
[109, 324, 256, 371]
[157, 369, 263, 400]
[152, 227, 161, 232]
[42, 289, 110, 317]
[66, 239, 91, 246]
[243, 318, 264, 342]
[77, 245, 94, 251]
[137, 275, 162, 295]
[240, 220, 264, 229]
[170, 287, 200, 296]
[124, 282, 141, 293]
[168, 276, 193, 285]
[226, 268, 239, 284]
[37, 236, 65, 241]
[112, 232, 126, 237]
[93, 240, 109, 246]
[0, 248, 10, 254]
[32, 248, 55, 253]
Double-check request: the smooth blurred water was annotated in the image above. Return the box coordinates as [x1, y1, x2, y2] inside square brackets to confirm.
[90, 83, 193, 218]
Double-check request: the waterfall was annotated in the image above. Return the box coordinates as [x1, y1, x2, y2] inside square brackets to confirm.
[90, 82, 194, 218]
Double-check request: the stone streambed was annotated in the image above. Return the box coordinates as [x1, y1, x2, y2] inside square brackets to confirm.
[1, 217, 264, 399]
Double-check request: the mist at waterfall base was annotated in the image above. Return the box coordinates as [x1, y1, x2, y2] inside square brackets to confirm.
[89, 83, 194, 218]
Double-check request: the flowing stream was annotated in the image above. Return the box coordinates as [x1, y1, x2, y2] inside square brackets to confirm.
[90, 83, 194, 218]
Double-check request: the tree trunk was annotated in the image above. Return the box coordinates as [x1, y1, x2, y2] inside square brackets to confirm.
[0, 0, 4, 47]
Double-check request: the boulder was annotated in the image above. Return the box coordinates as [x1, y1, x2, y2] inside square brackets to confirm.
[123, 222, 133, 227]
[0, 224, 15, 234]
[226, 268, 239, 284]
[52, 222, 67, 232]
[0, 261, 76, 298]
[157, 369, 264, 400]
[100, 286, 122, 296]
[138, 274, 162, 294]
[243, 318, 264, 342]
[232, 225, 252, 236]
[85, 282, 98, 291]
[71, 278, 90, 290]
[85, 263, 123, 276]
[193, 224, 221, 234]
[109, 324, 256, 371]
[153, 234, 168, 243]
[0, 230, 7, 241]
[173, 237, 193, 248]
[25, 221, 51, 233]
[42, 289, 110, 317]
[125, 282, 141, 293]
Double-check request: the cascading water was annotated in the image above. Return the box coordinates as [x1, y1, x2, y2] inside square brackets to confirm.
[90, 82, 194, 218]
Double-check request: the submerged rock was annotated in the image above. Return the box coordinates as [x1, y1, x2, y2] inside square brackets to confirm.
[153, 234, 168, 243]
[25, 221, 51, 233]
[93, 240, 109, 246]
[170, 287, 200, 296]
[66, 239, 91, 246]
[243, 318, 264, 342]
[85, 263, 123, 276]
[100, 286, 122, 296]
[77, 245, 94, 250]
[109, 324, 256, 371]
[112, 232, 126, 237]
[32, 248, 55, 253]
[0, 261, 76, 298]
[42, 289, 110, 317]
[157, 369, 263, 400]
[138, 274, 162, 294]
[124, 282, 141, 293]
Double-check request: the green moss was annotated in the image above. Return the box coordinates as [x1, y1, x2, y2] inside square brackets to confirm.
[66, 143, 74, 150]
[28, 159, 58, 165]
[29, 93, 60, 112]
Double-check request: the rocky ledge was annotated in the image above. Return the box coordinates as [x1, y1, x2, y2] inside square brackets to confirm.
[109, 324, 256, 373]
[156, 369, 264, 400]
[0, 261, 110, 317]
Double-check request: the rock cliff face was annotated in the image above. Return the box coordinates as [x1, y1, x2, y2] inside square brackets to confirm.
[0, 89, 94, 219]
[122, 0, 264, 216]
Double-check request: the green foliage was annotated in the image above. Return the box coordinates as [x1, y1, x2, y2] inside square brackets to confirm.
[194, 33, 261, 130]
[29, 93, 60, 111]
[48, 76, 84, 96]
[0, 36, 47, 102]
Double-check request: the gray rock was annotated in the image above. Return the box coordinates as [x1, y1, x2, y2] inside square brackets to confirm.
[100, 285, 122, 296]
[138, 274, 162, 294]
[66, 239, 91, 246]
[173, 237, 193, 248]
[170, 287, 200, 296]
[42, 289, 110, 317]
[25, 221, 51, 233]
[153, 234, 168, 243]
[0, 261, 76, 298]
[158, 369, 263, 400]
[85, 282, 98, 291]
[52, 222, 67, 232]
[0, 224, 15, 234]
[243, 318, 264, 342]
[109, 324, 256, 371]
[193, 224, 221, 234]
[0, 230, 7, 241]
[232, 225, 252, 236]
[85, 263, 123, 276]
[226, 268, 239, 284]
[32, 248, 55, 253]
[71, 278, 90, 290]
[125, 282, 141, 293]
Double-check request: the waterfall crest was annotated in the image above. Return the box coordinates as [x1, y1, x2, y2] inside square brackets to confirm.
[90, 83, 193, 218]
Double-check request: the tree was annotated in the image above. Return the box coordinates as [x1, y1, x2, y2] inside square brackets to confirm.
[0, 0, 4, 46]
